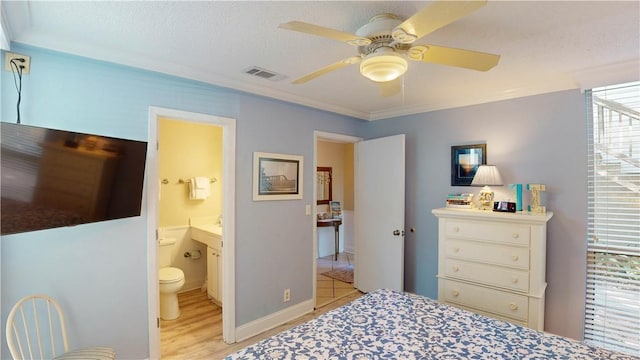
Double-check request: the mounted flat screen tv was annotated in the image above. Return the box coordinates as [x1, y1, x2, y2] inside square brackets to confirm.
[1, 121, 147, 235]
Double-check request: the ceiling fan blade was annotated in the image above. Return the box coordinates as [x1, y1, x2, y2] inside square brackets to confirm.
[393, 0, 487, 43]
[379, 78, 402, 97]
[411, 44, 500, 72]
[279, 21, 371, 46]
[292, 56, 362, 84]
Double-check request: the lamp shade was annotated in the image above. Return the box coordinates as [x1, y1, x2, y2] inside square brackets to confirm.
[360, 51, 408, 83]
[471, 165, 503, 186]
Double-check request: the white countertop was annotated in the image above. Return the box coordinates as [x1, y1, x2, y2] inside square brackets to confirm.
[191, 223, 222, 236]
[190, 224, 222, 249]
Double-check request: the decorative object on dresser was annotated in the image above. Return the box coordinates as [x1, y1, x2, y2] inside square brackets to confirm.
[508, 183, 524, 211]
[432, 207, 553, 331]
[451, 143, 486, 186]
[470, 164, 503, 210]
[527, 183, 547, 213]
[493, 201, 516, 212]
[445, 193, 474, 208]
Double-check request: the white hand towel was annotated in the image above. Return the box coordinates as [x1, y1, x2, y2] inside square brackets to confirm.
[189, 177, 210, 200]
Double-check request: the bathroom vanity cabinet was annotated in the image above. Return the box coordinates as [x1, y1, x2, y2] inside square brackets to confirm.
[207, 244, 223, 304]
[432, 207, 552, 330]
[191, 224, 223, 305]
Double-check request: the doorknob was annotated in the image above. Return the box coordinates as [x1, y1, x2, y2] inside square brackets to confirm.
[393, 229, 405, 236]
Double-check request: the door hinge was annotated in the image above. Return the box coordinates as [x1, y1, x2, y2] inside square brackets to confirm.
[157, 317, 160, 328]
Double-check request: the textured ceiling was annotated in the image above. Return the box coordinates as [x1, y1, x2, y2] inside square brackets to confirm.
[2, 1, 639, 120]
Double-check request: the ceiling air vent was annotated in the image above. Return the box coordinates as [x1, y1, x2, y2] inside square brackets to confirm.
[243, 66, 286, 81]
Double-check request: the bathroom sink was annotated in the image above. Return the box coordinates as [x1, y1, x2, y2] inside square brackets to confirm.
[191, 224, 222, 250]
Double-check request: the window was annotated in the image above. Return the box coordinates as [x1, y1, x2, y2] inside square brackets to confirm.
[585, 81, 640, 355]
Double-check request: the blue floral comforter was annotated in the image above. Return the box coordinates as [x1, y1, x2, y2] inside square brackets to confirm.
[227, 289, 637, 359]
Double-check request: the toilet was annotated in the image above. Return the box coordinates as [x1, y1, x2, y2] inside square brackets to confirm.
[158, 237, 185, 320]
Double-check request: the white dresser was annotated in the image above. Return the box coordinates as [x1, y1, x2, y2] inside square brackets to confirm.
[432, 207, 553, 330]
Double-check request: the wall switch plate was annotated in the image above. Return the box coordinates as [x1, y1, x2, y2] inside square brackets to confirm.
[4, 52, 31, 74]
[283, 288, 291, 302]
[305, 204, 311, 215]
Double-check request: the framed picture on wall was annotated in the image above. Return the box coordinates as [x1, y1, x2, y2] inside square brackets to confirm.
[451, 144, 486, 186]
[253, 152, 303, 201]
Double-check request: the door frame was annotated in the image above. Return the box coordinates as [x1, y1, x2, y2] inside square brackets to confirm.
[147, 107, 236, 358]
[313, 131, 362, 307]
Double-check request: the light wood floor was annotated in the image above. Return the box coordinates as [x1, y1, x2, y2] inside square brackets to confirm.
[160, 253, 360, 359]
[316, 252, 356, 307]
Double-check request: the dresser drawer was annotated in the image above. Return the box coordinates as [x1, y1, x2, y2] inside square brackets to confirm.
[444, 259, 529, 292]
[37, 176, 96, 197]
[40, 164, 100, 185]
[446, 303, 528, 327]
[441, 279, 529, 321]
[445, 220, 530, 246]
[446, 239, 530, 269]
[44, 151, 101, 173]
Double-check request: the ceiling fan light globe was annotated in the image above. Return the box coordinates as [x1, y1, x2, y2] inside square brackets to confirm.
[360, 53, 408, 83]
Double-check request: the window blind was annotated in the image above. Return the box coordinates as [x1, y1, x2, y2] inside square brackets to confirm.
[1, 123, 50, 202]
[585, 81, 640, 356]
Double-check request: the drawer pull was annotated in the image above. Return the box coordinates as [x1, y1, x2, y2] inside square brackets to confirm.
[453, 226, 460, 233]
[512, 255, 519, 261]
[452, 290, 460, 297]
[512, 233, 519, 239]
[452, 266, 459, 272]
[509, 303, 519, 311]
[511, 276, 519, 284]
[453, 247, 460, 253]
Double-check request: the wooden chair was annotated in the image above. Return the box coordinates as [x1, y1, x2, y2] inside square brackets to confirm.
[5, 294, 116, 360]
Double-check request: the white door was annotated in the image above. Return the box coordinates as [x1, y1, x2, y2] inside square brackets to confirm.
[355, 134, 405, 293]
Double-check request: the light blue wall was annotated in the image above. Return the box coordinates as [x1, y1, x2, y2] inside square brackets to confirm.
[1, 44, 364, 358]
[362, 89, 587, 340]
[2, 43, 589, 358]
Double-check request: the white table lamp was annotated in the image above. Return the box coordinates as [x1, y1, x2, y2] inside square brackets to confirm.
[471, 165, 503, 210]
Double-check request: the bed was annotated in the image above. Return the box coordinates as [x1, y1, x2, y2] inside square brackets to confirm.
[226, 289, 636, 359]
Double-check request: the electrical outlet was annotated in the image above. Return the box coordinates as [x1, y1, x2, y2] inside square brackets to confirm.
[4, 52, 31, 74]
[283, 288, 291, 302]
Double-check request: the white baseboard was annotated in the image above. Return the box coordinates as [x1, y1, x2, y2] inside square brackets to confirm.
[235, 298, 314, 342]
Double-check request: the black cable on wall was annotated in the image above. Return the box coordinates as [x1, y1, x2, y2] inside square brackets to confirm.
[9, 58, 25, 124]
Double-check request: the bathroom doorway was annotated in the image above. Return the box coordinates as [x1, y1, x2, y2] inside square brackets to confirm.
[314, 131, 361, 307]
[147, 107, 236, 359]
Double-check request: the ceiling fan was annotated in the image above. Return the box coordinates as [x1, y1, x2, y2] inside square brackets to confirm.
[279, 0, 500, 96]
